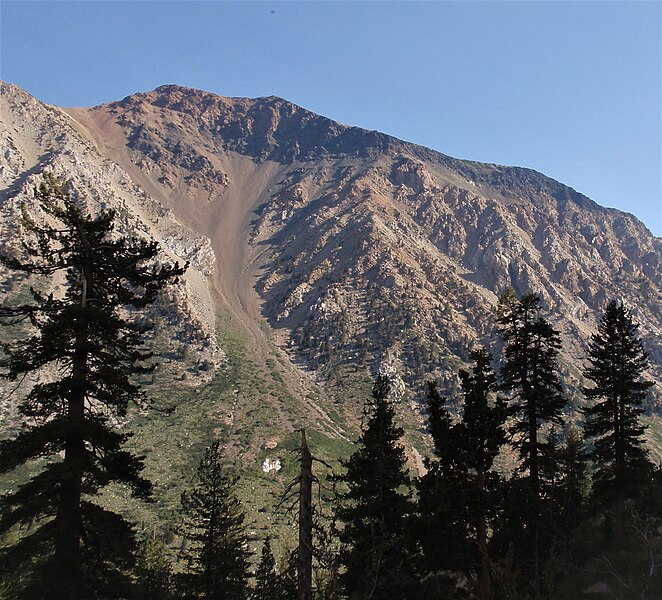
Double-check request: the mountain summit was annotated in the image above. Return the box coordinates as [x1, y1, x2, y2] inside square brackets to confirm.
[2, 82, 661, 464]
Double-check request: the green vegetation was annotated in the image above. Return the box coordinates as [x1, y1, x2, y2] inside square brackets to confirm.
[0, 176, 660, 599]
[0, 174, 185, 598]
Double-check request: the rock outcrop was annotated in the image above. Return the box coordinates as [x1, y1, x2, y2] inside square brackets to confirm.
[2, 82, 661, 451]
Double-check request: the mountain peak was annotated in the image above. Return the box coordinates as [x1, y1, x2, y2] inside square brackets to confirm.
[2, 80, 662, 465]
[98, 84, 394, 163]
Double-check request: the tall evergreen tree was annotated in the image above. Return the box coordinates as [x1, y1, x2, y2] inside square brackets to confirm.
[583, 299, 654, 533]
[0, 174, 185, 598]
[252, 538, 280, 600]
[178, 440, 250, 600]
[555, 427, 589, 542]
[457, 348, 507, 600]
[416, 381, 466, 597]
[495, 290, 567, 592]
[334, 375, 419, 600]
[134, 532, 174, 600]
[417, 348, 506, 600]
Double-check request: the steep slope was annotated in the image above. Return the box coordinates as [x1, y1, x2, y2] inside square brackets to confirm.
[0, 83, 358, 535]
[64, 86, 662, 408]
[2, 81, 662, 481]
[0, 82, 224, 409]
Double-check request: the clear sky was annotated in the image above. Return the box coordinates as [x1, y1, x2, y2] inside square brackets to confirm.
[1, 1, 660, 236]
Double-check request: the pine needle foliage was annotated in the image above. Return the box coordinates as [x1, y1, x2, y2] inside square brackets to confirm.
[417, 348, 506, 599]
[496, 291, 567, 484]
[582, 300, 654, 530]
[0, 173, 185, 598]
[178, 440, 250, 600]
[251, 537, 280, 600]
[495, 290, 567, 593]
[334, 375, 420, 600]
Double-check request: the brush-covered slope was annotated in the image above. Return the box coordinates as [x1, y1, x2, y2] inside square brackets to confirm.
[0, 82, 356, 531]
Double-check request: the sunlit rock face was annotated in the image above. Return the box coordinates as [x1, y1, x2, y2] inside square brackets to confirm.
[2, 82, 661, 454]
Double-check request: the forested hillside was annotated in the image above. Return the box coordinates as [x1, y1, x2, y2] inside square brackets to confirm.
[1, 82, 661, 598]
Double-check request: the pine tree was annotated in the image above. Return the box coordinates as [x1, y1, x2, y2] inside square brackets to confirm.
[252, 538, 280, 600]
[0, 174, 185, 598]
[583, 299, 654, 533]
[495, 290, 567, 592]
[415, 381, 464, 595]
[458, 348, 507, 600]
[178, 440, 250, 600]
[277, 550, 298, 600]
[417, 348, 506, 600]
[134, 531, 174, 600]
[334, 375, 419, 600]
[554, 426, 589, 542]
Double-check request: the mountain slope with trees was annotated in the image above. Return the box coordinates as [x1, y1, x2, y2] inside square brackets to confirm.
[58, 84, 662, 415]
[1, 84, 661, 591]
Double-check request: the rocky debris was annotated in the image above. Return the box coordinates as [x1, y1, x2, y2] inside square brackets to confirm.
[162, 234, 215, 276]
[391, 156, 436, 194]
[378, 360, 407, 401]
[261, 458, 282, 474]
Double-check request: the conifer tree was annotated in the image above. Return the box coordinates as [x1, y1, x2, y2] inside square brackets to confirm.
[457, 348, 507, 600]
[0, 174, 185, 598]
[583, 299, 654, 533]
[416, 381, 465, 597]
[277, 550, 298, 600]
[554, 427, 589, 542]
[178, 440, 250, 600]
[252, 538, 280, 600]
[495, 290, 567, 591]
[134, 532, 174, 600]
[417, 348, 506, 600]
[334, 375, 419, 600]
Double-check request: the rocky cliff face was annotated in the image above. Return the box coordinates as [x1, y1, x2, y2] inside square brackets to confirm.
[0, 83, 223, 413]
[2, 82, 661, 455]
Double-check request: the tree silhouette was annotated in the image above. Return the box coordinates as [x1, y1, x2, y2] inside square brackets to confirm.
[334, 375, 420, 600]
[554, 426, 589, 543]
[0, 174, 185, 598]
[417, 348, 506, 600]
[495, 290, 567, 593]
[252, 537, 280, 600]
[583, 299, 654, 534]
[178, 440, 250, 599]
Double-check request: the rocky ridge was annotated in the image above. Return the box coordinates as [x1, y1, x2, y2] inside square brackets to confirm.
[0, 82, 223, 410]
[2, 82, 661, 462]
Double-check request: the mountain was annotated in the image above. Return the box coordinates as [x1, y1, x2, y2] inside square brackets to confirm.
[1, 82, 661, 518]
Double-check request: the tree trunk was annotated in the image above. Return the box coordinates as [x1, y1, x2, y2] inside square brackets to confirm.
[476, 490, 492, 600]
[615, 386, 626, 538]
[527, 391, 541, 594]
[298, 430, 313, 600]
[54, 331, 87, 598]
[54, 260, 90, 598]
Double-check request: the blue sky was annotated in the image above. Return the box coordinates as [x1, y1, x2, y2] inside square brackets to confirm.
[1, 1, 660, 236]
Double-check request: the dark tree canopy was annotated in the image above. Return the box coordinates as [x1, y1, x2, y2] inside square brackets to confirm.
[0, 173, 185, 598]
[252, 538, 280, 600]
[495, 290, 567, 593]
[417, 348, 506, 600]
[554, 426, 589, 541]
[178, 440, 250, 600]
[334, 375, 419, 600]
[583, 299, 654, 530]
[496, 291, 567, 483]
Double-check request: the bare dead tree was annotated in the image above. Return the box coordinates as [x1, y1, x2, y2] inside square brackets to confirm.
[276, 429, 331, 600]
